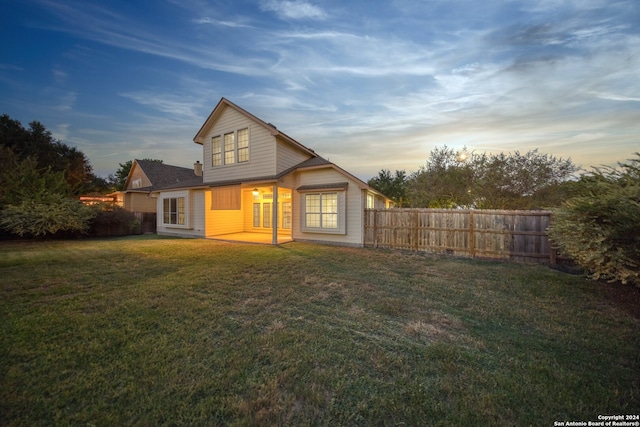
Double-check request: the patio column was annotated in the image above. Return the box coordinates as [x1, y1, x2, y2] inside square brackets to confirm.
[272, 184, 279, 245]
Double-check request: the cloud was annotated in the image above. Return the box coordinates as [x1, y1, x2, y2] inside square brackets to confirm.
[260, 0, 327, 20]
[192, 17, 254, 28]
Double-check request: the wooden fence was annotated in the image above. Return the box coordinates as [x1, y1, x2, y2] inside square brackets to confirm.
[364, 209, 563, 264]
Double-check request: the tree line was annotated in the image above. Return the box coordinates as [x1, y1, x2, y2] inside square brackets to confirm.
[367, 145, 578, 209]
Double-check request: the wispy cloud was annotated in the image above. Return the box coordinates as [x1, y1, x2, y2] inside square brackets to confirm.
[260, 0, 327, 20]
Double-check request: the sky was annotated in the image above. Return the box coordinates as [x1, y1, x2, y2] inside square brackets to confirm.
[1, 0, 639, 180]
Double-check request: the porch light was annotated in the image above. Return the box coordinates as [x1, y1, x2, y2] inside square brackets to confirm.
[252, 188, 259, 196]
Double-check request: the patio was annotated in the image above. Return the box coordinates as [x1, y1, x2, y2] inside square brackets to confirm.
[209, 232, 293, 245]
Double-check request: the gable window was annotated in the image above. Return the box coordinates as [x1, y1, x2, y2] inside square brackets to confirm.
[224, 132, 235, 164]
[163, 197, 185, 225]
[211, 128, 250, 167]
[132, 178, 142, 189]
[305, 193, 338, 229]
[212, 136, 222, 166]
[237, 128, 249, 162]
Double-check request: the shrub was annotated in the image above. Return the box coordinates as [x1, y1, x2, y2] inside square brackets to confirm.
[88, 205, 140, 237]
[548, 154, 640, 286]
[0, 195, 96, 237]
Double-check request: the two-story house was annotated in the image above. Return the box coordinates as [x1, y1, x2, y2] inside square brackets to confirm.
[151, 98, 390, 246]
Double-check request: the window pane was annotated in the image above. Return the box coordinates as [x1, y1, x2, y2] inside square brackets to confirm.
[163, 199, 170, 223]
[306, 213, 320, 228]
[306, 194, 320, 213]
[237, 129, 249, 162]
[224, 132, 235, 164]
[253, 203, 260, 227]
[177, 197, 185, 225]
[322, 193, 338, 213]
[212, 136, 222, 166]
[322, 213, 338, 229]
[282, 202, 291, 229]
[263, 202, 271, 228]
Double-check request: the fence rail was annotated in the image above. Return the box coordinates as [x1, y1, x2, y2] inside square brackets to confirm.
[364, 209, 563, 264]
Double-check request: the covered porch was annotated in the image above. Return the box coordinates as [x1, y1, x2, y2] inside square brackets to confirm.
[206, 184, 293, 245]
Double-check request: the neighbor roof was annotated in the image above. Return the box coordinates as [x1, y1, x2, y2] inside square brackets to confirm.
[125, 159, 203, 191]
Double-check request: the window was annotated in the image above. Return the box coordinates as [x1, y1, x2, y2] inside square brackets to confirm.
[212, 136, 222, 166]
[305, 193, 338, 230]
[253, 203, 260, 227]
[367, 194, 374, 209]
[132, 178, 142, 189]
[163, 197, 185, 225]
[282, 201, 292, 229]
[224, 132, 235, 164]
[238, 128, 249, 162]
[212, 128, 250, 166]
[263, 203, 271, 228]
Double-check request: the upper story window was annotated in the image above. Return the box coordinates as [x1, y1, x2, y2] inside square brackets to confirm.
[131, 178, 142, 189]
[212, 128, 249, 167]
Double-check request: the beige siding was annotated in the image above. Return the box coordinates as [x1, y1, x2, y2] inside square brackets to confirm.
[276, 137, 313, 173]
[208, 210, 244, 236]
[125, 162, 152, 190]
[125, 193, 156, 212]
[292, 167, 365, 246]
[202, 106, 276, 182]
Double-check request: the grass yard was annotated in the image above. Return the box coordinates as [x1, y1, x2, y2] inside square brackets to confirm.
[1, 235, 639, 426]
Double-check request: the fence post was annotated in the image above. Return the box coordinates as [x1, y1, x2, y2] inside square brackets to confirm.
[413, 210, 419, 252]
[469, 210, 475, 258]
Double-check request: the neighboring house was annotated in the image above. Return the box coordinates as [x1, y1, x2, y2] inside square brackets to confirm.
[112, 159, 203, 233]
[148, 98, 391, 245]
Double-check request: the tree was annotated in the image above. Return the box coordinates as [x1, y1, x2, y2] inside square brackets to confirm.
[548, 154, 640, 286]
[407, 146, 578, 209]
[0, 114, 97, 194]
[368, 169, 409, 207]
[0, 115, 101, 237]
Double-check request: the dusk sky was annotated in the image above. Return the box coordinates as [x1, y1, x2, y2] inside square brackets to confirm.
[1, 0, 639, 180]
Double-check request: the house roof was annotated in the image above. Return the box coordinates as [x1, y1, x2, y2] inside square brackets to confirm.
[125, 159, 202, 192]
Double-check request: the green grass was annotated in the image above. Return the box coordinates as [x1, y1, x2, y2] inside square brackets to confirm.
[1, 235, 638, 426]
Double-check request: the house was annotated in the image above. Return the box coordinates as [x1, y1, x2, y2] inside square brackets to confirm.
[112, 160, 203, 233]
[151, 98, 391, 245]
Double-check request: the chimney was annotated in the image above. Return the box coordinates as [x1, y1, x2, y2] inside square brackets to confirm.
[194, 160, 202, 176]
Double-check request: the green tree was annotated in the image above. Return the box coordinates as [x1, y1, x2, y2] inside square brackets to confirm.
[548, 154, 640, 286]
[408, 146, 577, 209]
[368, 169, 409, 207]
[0, 114, 98, 194]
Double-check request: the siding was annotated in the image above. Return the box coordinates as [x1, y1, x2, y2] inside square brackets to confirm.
[125, 193, 156, 212]
[292, 168, 364, 246]
[276, 137, 313, 173]
[202, 106, 276, 183]
[125, 163, 152, 189]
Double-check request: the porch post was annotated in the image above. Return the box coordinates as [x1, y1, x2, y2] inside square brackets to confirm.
[272, 184, 279, 244]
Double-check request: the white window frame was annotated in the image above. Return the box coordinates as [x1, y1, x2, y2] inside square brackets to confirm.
[211, 127, 250, 167]
[300, 191, 346, 235]
[160, 191, 190, 229]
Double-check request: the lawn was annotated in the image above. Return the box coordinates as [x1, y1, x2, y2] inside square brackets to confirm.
[1, 235, 638, 426]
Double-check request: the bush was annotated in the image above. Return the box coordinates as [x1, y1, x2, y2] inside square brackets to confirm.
[548, 154, 640, 286]
[0, 195, 96, 237]
[88, 205, 140, 237]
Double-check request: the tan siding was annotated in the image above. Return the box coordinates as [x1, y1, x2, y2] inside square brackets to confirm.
[124, 162, 152, 190]
[292, 168, 364, 246]
[125, 193, 156, 212]
[276, 138, 313, 173]
[202, 107, 276, 183]
[210, 185, 241, 210]
[208, 210, 244, 236]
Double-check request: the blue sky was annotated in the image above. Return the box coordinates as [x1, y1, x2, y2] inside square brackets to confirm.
[1, 0, 639, 180]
